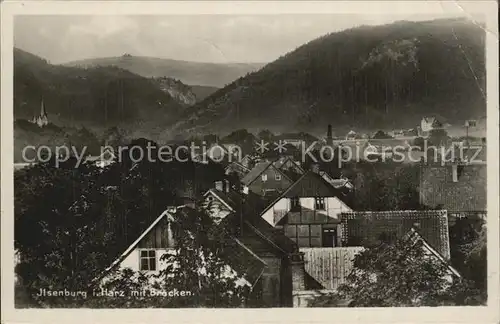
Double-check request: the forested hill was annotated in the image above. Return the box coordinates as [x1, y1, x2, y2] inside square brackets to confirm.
[14, 48, 183, 129]
[174, 18, 486, 136]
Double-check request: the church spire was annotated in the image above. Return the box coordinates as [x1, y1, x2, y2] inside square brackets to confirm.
[40, 98, 47, 117]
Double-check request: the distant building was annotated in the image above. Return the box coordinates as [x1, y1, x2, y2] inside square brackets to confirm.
[345, 130, 357, 140]
[30, 99, 49, 127]
[241, 161, 293, 198]
[420, 117, 443, 136]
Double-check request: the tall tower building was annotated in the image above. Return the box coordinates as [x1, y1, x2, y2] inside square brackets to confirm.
[327, 124, 333, 146]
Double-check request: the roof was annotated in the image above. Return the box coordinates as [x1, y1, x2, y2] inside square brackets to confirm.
[98, 205, 272, 287]
[419, 163, 486, 212]
[241, 161, 290, 186]
[241, 161, 272, 185]
[340, 210, 451, 260]
[258, 170, 352, 219]
[404, 228, 461, 278]
[97, 206, 179, 279]
[282, 171, 340, 198]
[221, 211, 299, 255]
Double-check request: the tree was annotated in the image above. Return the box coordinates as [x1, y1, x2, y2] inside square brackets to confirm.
[412, 136, 425, 150]
[372, 130, 392, 139]
[82, 207, 251, 308]
[310, 237, 483, 307]
[257, 129, 275, 142]
[428, 129, 449, 147]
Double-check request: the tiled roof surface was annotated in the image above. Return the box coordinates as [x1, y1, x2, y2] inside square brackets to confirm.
[340, 210, 450, 259]
[282, 171, 340, 198]
[419, 163, 486, 212]
[241, 161, 272, 185]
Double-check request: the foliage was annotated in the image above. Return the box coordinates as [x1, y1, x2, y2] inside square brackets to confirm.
[310, 237, 484, 307]
[14, 48, 182, 126]
[14, 142, 231, 307]
[372, 130, 393, 139]
[412, 136, 425, 150]
[428, 129, 450, 147]
[345, 161, 423, 210]
[177, 18, 486, 133]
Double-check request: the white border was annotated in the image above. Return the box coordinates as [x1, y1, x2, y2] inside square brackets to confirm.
[1, 1, 498, 323]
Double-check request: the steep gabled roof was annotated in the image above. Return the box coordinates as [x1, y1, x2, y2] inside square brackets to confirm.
[221, 211, 298, 255]
[97, 205, 271, 287]
[419, 163, 487, 212]
[241, 161, 291, 186]
[404, 228, 461, 278]
[282, 171, 340, 198]
[340, 210, 451, 260]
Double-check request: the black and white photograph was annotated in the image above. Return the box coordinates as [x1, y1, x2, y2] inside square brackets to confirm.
[1, 0, 499, 322]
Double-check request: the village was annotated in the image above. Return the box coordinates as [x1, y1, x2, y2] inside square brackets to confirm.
[14, 105, 487, 308]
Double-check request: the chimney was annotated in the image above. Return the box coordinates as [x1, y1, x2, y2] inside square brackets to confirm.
[242, 186, 249, 195]
[224, 179, 230, 193]
[327, 124, 333, 145]
[215, 180, 224, 191]
[310, 163, 320, 174]
[452, 164, 458, 182]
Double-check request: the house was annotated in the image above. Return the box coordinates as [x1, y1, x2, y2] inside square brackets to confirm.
[258, 168, 359, 303]
[202, 182, 312, 307]
[420, 117, 443, 136]
[339, 210, 451, 260]
[99, 201, 306, 307]
[241, 155, 256, 169]
[283, 139, 305, 149]
[419, 163, 487, 221]
[345, 130, 357, 141]
[84, 149, 116, 168]
[392, 129, 404, 138]
[192, 143, 239, 164]
[273, 156, 305, 181]
[225, 161, 251, 178]
[260, 170, 353, 239]
[241, 161, 293, 198]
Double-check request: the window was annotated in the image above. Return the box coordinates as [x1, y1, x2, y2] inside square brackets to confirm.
[261, 174, 268, 182]
[290, 197, 300, 211]
[315, 197, 326, 210]
[322, 228, 337, 247]
[284, 224, 322, 247]
[139, 249, 157, 271]
[275, 173, 282, 181]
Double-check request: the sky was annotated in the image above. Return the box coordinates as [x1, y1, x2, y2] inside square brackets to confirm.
[14, 12, 481, 64]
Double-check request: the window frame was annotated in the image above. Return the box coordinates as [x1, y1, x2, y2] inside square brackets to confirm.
[321, 227, 337, 247]
[315, 197, 326, 210]
[290, 196, 301, 211]
[139, 249, 157, 271]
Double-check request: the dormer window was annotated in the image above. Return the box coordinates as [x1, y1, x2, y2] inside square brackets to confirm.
[315, 197, 326, 210]
[275, 173, 282, 181]
[139, 249, 157, 271]
[261, 174, 268, 182]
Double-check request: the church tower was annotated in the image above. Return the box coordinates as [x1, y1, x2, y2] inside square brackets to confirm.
[31, 99, 48, 127]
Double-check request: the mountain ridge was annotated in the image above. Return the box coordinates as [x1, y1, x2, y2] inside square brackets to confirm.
[172, 18, 486, 136]
[63, 54, 265, 88]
